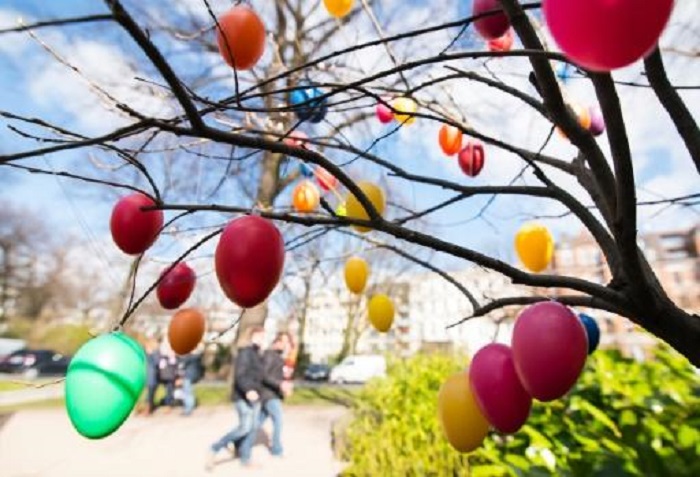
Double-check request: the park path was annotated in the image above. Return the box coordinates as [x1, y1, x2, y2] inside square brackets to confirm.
[0, 406, 347, 477]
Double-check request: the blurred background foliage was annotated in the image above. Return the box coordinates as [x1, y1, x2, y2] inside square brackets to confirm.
[340, 347, 700, 476]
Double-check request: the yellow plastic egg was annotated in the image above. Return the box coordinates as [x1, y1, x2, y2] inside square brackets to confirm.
[323, 0, 354, 18]
[344, 256, 369, 294]
[345, 181, 386, 233]
[437, 370, 490, 453]
[392, 97, 417, 125]
[368, 294, 394, 332]
[515, 223, 554, 273]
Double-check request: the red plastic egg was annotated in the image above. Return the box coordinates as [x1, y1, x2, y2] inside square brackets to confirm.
[157, 262, 196, 310]
[543, 0, 674, 72]
[473, 0, 511, 40]
[469, 344, 532, 434]
[458, 142, 485, 177]
[110, 193, 163, 255]
[314, 167, 338, 192]
[168, 308, 206, 355]
[512, 301, 588, 402]
[488, 28, 514, 52]
[283, 131, 309, 148]
[216, 6, 266, 70]
[438, 124, 463, 156]
[215, 216, 285, 308]
[376, 102, 394, 124]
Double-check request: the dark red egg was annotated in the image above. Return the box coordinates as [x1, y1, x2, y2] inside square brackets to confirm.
[458, 142, 485, 177]
[215, 216, 285, 308]
[157, 262, 197, 310]
[110, 193, 163, 255]
[473, 0, 511, 40]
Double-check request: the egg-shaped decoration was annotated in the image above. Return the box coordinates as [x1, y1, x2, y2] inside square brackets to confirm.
[344, 256, 369, 294]
[457, 142, 485, 177]
[345, 181, 386, 233]
[314, 167, 338, 192]
[469, 343, 532, 434]
[514, 223, 554, 273]
[168, 308, 206, 355]
[578, 313, 601, 354]
[156, 262, 197, 310]
[283, 131, 310, 149]
[216, 6, 266, 70]
[438, 370, 490, 453]
[368, 294, 394, 332]
[376, 102, 394, 124]
[438, 124, 463, 156]
[65, 332, 146, 439]
[512, 301, 588, 401]
[292, 180, 321, 213]
[473, 0, 511, 40]
[110, 193, 163, 255]
[588, 106, 606, 137]
[543, 0, 674, 72]
[299, 162, 315, 178]
[290, 84, 327, 123]
[323, 0, 354, 19]
[392, 97, 417, 125]
[488, 28, 514, 53]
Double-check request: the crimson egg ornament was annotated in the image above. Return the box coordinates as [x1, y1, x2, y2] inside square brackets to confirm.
[543, 0, 674, 72]
[458, 142, 485, 177]
[376, 102, 394, 124]
[215, 216, 285, 308]
[216, 6, 266, 70]
[469, 344, 532, 434]
[314, 167, 338, 192]
[512, 301, 588, 402]
[110, 193, 163, 255]
[438, 124, 463, 156]
[473, 0, 511, 40]
[488, 28, 514, 53]
[157, 262, 196, 310]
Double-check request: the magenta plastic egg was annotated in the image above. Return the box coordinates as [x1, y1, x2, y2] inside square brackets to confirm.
[588, 106, 606, 136]
[512, 301, 588, 402]
[473, 0, 511, 40]
[469, 343, 532, 434]
[376, 102, 394, 124]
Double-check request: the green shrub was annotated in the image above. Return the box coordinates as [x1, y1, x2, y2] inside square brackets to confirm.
[342, 348, 700, 477]
[30, 323, 92, 355]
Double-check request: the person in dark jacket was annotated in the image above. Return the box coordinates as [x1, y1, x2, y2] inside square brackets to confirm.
[207, 326, 265, 469]
[259, 332, 294, 456]
[145, 339, 161, 415]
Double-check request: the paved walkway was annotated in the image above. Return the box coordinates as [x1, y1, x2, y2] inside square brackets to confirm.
[0, 406, 347, 477]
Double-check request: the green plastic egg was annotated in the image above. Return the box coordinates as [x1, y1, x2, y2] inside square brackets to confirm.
[65, 332, 146, 439]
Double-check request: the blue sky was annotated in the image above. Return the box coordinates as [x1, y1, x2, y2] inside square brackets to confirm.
[1, 0, 698, 276]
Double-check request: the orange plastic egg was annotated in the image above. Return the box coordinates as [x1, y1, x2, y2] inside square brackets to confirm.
[216, 6, 266, 70]
[168, 308, 206, 355]
[293, 180, 321, 213]
[438, 124, 463, 156]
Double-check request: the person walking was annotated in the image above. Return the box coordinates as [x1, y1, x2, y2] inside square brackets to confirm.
[158, 339, 178, 408]
[179, 347, 204, 416]
[145, 338, 161, 415]
[207, 326, 265, 470]
[259, 332, 294, 457]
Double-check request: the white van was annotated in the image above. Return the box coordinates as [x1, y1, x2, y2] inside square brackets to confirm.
[329, 355, 387, 384]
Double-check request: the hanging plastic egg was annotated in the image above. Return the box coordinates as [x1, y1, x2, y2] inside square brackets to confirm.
[458, 142, 485, 177]
[290, 84, 327, 123]
[543, 0, 674, 72]
[514, 223, 554, 273]
[168, 308, 206, 355]
[216, 6, 266, 70]
[344, 256, 369, 294]
[323, 0, 354, 18]
[438, 124, 463, 156]
[335, 202, 347, 217]
[588, 106, 606, 137]
[469, 344, 532, 434]
[376, 102, 394, 124]
[345, 181, 386, 233]
[156, 262, 196, 310]
[579, 313, 601, 354]
[368, 294, 394, 332]
[392, 97, 417, 125]
[299, 163, 315, 178]
[65, 332, 146, 439]
[314, 167, 338, 192]
[283, 131, 309, 148]
[292, 180, 321, 213]
[488, 28, 514, 53]
[110, 193, 163, 255]
[512, 301, 588, 401]
[473, 0, 511, 40]
[438, 370, 490, 453]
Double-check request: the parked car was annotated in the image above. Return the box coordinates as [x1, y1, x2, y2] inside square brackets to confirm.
[304, 363, 331, 382]
[0, 349, 71, 378]
[329, 355, 386, 384]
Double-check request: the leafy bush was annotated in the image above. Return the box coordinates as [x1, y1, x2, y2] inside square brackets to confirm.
[341, 348, 700, 476]
[30, 323, 92, 355]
